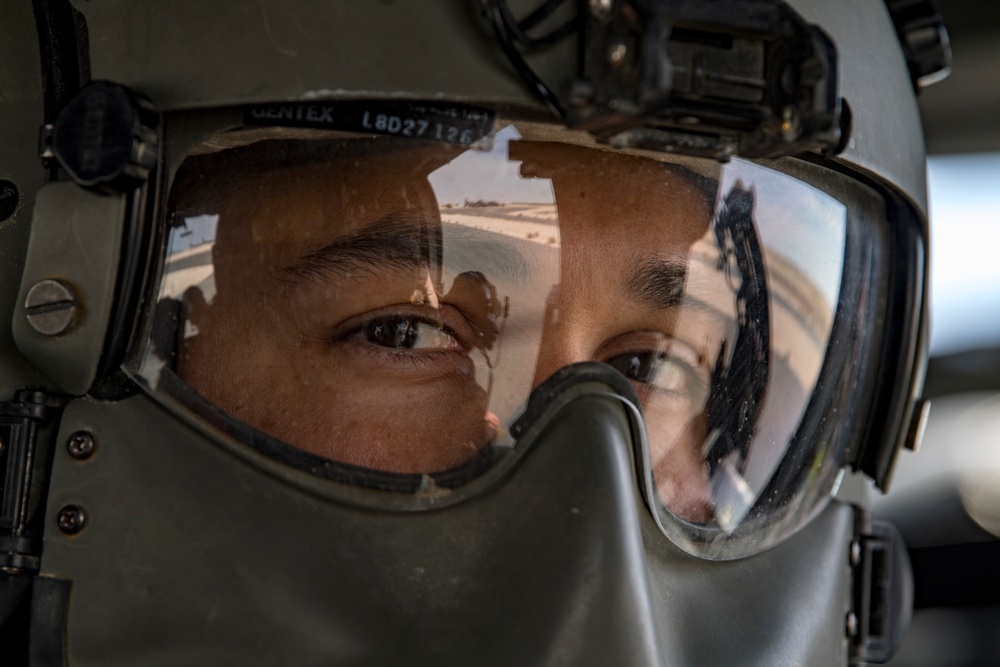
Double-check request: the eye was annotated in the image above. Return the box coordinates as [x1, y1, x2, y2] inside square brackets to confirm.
[361, 316, 464, 351]
[605, 350, 706, 403]
[607, 351, 673, 386]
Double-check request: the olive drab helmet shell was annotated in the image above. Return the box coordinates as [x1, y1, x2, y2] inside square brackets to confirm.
[0, 1, 948, 665]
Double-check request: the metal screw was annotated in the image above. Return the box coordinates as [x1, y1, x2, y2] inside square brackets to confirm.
[588, 0, 614, 19]
[608, 41, 628, 68]
[780, 105, 800, 142]
[849, 540, 862, 567]
[846, 611, 859, 638]
[24, 279, 79, 336]
[67, 431, 96, 460]
[57, 505, 87, 534]
[0, 180, 19, 222]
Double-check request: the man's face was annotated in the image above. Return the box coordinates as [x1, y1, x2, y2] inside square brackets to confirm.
[174, 137, 727, 520]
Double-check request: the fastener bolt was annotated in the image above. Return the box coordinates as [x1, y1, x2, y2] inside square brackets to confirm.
[67, 431, 96, 460]
[846, 611, 859, 638]
[589, 0, 614, 19]
[850, 540, 862, 567]
[780, 105, 801, 142]
[57, 505, 86, 534]
[608, 41, 628, 68]
[24, 279, 78, 336]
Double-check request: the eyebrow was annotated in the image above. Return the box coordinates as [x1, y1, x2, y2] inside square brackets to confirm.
[279, 213, 442, 284]
[278, 213, 533, 286]
[626, 256, 687, 310]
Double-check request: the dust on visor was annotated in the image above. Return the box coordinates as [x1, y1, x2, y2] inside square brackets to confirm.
[136, 107, 888, 560]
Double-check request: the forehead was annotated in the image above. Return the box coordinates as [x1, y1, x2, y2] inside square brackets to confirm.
[171, 137, 457, 210]
[173, 134, 716, 199]
[168, 136, 717, 254]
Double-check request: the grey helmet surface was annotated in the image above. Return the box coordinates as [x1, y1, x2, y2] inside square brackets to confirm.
[0, 0, 948, 665]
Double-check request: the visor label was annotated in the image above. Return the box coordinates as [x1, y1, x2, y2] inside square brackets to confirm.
[244, 101, 495, 146]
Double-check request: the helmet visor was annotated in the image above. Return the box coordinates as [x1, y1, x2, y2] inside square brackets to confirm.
[138, 116, 887, 559]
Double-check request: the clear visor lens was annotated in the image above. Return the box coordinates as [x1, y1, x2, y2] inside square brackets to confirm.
[141, 120, 871, 557]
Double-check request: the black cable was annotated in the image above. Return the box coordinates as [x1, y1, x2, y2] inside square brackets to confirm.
[495, 0, 576, 49]
[484, 1, 567, 119]
[518, 0, 570, 31]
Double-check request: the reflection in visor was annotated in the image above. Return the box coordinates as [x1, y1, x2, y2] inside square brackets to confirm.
[143, 122, 846, 539]
[701, 185, 771, 532]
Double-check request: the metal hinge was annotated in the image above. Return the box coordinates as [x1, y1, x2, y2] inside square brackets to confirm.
[0, 389, 66, 574]
[848, 509, 913, 665]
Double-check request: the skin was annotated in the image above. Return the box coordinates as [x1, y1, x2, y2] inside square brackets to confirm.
[512, 142, 719, 520]
[174, 137, 725, 521]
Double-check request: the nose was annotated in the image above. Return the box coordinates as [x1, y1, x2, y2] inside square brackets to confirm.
[530, 284, 597, 388]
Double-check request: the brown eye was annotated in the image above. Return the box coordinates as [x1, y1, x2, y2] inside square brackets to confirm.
[362, 316, 462, 351]
[605, 350, 706, 404]
[607, 351, 657, 383]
